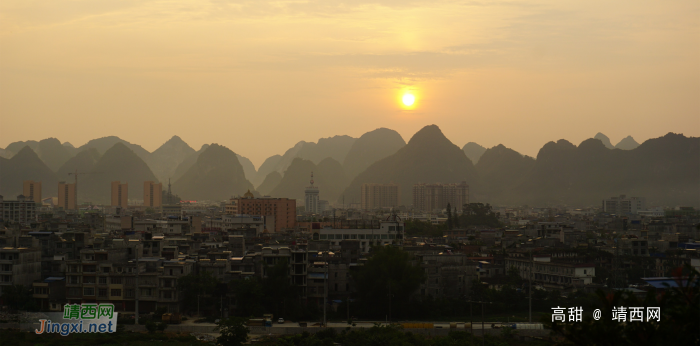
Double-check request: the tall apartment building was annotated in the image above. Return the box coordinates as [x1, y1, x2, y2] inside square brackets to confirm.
[0, 195, 37, 223]
[361, 183, 400, 210]
[23, 180, 42, 203]
[111, 181, 128, 208]
[144, 181, 162, 207]
[603, 195, 647, 215]
[225, 193, 296, 233]
[305, 173, 320, 214]
[413, 182, 469, 212]
[58, 182, 77, 210]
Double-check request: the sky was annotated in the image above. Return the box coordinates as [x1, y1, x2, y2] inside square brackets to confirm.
[1, 0, 698, 168]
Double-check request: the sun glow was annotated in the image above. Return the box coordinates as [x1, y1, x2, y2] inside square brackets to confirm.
[402, 93, 415, 106]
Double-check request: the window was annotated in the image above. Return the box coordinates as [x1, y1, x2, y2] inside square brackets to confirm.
[98, 288, 108, 297]
[320, 234, 327, 240]
[381, 234, 388, 239]
[111, 289, 122, 296]
[162, 291, 172, 299]
[69, 276, 80, 284]
[83, 276, 96, 284]
[68, 288, 81, 296]
[111, 277, 122, 284]
[583, 270, 587, 274]
[99, 277, 107, 284]
[84, 287, 95, 296]
[125, 289, 135, 298]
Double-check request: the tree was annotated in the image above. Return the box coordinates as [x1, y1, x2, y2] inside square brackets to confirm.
[459, 203, 500, 227]
[177, 272, 221, 313]
[446, 202, 453, 230]
[352, 246, 426, 319]
[215, 317, 249, 346]
[261, 259, 301, 319]
[145, 320, 157, 333]
[506, 266, 523, 286]
[453, 207, 460, 228]
[0, 285, 35, 311]
[230, 278, 264, 317]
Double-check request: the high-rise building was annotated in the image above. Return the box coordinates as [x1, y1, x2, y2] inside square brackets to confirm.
[111, 181, 128, 208]
[0, 195, 37, 223]
[225, 191, 297, 232]
[413, 182, 469, 212]
[143, 181, 162, 207]
[23, 180, 42, 203]
[603, 195, 646, 215]
[57, 182, 77, 210]
[361, 183, 400, 210]
[305, 172, 320, 214]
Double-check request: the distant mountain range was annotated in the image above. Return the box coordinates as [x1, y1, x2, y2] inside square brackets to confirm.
[0, 128, 697, 207]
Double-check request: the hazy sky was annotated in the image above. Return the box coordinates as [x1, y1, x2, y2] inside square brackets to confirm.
[1, 0, 698, 167]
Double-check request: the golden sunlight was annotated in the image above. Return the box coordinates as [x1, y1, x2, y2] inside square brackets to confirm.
[402, 93, 415, 106]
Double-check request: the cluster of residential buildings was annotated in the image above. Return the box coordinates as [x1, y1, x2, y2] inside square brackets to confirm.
[0, 181, 698, 317]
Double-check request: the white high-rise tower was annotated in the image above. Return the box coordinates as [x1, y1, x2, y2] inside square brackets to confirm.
[305, 172, 320, 214]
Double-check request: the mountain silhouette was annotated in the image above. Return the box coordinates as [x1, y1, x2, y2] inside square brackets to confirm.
[80, 143, 159, 204]
[37, 138, 74, 172]
[615, 136, 640, 150]
[150, 136, 195, 183]
[462, 142, 487, 164]
[236, 154, 257, 184]
[0, 146, 58, 198]
[270, 135, 357, 175]
[341, 125, 478, 206]
[255, 155, 282, 187]
[342, 128, 405, 179]
[5, 140, 40, 156]
[475, 144, 535, 203]
[507, 133, 700, 206]
[257, 171, 283, 196]
[172, 144, 254, 201]
[172, 144, 209, 181]
[56, 148, 100, 180]
[593, 133, 615, 149]
[78, 136, 152, 165]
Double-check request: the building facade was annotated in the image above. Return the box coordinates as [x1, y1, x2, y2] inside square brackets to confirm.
[225, 195, 296, 232]
[603, 195, 647, 215]
[58, 182, 77, 210]
[144, 181, 162, 207]
[0, 195, 37, 224]
[412, 182, 469, 212]
[361, 183, 400, 210]
[305, 173, 320, 214]
[23, 180, 42, 203]
[111, 181, 128, 208]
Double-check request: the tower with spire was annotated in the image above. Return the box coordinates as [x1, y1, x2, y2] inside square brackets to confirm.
[304, 171, 320, 214]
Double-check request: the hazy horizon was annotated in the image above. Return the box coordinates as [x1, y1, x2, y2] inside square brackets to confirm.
[0, 127, 689, 169]
[1, 1, 698, 167]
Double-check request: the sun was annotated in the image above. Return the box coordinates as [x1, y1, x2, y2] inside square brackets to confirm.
[402, 93, 415, 106]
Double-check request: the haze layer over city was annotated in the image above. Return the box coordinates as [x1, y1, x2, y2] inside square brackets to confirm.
[0, 1, 698, 346]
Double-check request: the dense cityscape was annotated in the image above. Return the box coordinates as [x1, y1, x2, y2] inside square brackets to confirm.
[2, 1, 698, 345]
[0, 127, 698, 345]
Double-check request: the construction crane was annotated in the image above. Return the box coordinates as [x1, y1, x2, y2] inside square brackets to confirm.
[67, 169, 102, 207]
